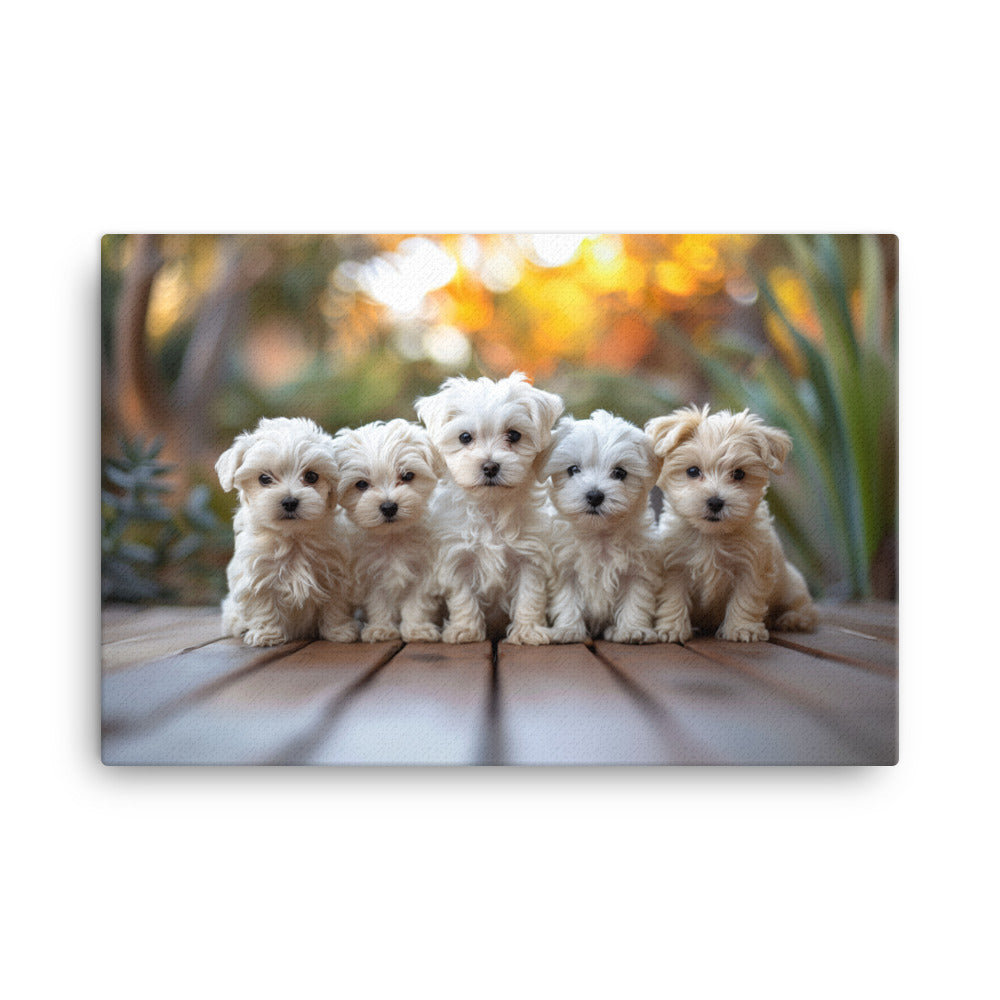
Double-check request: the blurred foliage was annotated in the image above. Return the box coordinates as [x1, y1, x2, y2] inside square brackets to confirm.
[101, 233, 897, 604]
[101, 437, 230, 604]
[687, 235, 897, 599]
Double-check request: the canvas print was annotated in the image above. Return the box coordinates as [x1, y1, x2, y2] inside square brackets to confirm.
[101, 234, 898, 765]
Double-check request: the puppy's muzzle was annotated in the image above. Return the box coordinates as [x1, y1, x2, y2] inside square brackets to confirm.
[585, 488, 605, 512]
[482, 461, 501, 484]
[705, 496, 725, 521]
[280, 496, 299, 519]
[379, 501, 399, 521]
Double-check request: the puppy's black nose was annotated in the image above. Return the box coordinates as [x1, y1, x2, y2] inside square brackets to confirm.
[706, 496, 725, 513]
[281, 496, 299, 512]
[482, 461, 500, 479]
[586, 489, 605, 508]
[380, 501, 399, 519]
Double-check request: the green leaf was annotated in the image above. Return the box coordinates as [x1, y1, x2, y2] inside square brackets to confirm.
[784, 235, 859, 370]
[859, 234, 886, 349]
[119, 542, 158, 565]
[752, 263, 870, 596]
[103, 465, 136, 490]
[763, 487, 825, 590]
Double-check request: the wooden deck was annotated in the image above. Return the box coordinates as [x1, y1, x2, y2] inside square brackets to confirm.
[101, 602, 898, 765]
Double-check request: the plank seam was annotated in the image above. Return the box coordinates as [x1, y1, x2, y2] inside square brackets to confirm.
[590, 645, 721, 763]
[767, 634, 898, 677]
[266, 643, 403, 765]
[102, 641, 312, 740]
[475, 639, 505, 766]
[684, 642, 895, 762]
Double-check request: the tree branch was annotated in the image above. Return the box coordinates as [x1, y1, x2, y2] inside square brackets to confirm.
[111, 234, 168, 440]
[171, 235, 274, 459]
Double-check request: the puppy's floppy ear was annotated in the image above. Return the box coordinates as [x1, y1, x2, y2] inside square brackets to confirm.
[330, 426, 359, 499]
[413, 388, 450, 438]
[636, 429, 662, 484]
[422, 435, 447, 479]
[524, 382, 565, 449]
[215, 429, 255, 492]
[644, 404, 708, 458]
[414, 375, 474, 438]
[311, 446, 341, 509]
[329, 425, 355, 461]
[401, 420, 446, 478]
[753, 419, 792, 473]
[534, 415, 573, 482]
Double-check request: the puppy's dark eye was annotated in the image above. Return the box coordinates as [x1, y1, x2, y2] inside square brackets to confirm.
[611, 467, 627, 480]
[259, 474, 273, 486]
[567, 465, 581, 477]
[686, 466, 701, 479]
[506, 430, 521, 443]
[732, 469, 745, 481]
[303, 470, 319, 485]
[355, 480, 369, 491]
[458, 432, 473, 445]
[400, 471, 415, 482]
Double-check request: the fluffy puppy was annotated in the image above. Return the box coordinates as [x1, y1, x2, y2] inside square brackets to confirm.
[216, 416, 358, 647]
[646, 405, 818, 643]
[414, 371, 564, 644]
[541, 410, 661, 644]
[331, 419, 444, 643]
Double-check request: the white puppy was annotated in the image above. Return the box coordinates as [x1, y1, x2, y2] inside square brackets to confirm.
[332, 419, 444, 643]
[541, 410, 661, 643]
[645, 404, 818, 643]
[216, 416, 358, 647]
[415, 371, 564, 644]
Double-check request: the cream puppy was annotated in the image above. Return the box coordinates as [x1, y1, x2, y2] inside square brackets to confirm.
[414, 372, 564, 644]
[332, 419, 444, 643]
[216, 416, 358, 647]
[541, 410, 661, 643]
[646, 405, 817, 643]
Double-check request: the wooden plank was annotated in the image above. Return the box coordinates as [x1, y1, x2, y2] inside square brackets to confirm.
[101, 608, 226, 673]
[102, 638, 310, 740]
[99, 602, 900, 766]
[496, 643, 672, 764]
[685, 637, 897, 764]
[102, 641, 400, 765]
[101, 605, 222, 644]
[768, 625, 897, 676]
[302, 642, 494, 765]
[594, 641, 874, 764]
[817, 601, 897, 641]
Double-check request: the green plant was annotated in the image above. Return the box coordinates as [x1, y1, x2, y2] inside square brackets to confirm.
[102, 437, 231, 603]
[695, 235, 897, 599]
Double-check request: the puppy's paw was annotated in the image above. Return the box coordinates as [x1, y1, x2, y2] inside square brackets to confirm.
[605, 625, 659, 644]
[400, 622, 442, 643]
[773, 606, 818, 633]
[548, 625, 588, 644]
[442, 622, 486, 644]
[322, 621, 361, 643]
[718, 621, 768, 642]
[361, 622, 400, 643]
[506, 623, 551, 646]
[656, 619, 692, 644]
[243, 625, 287, 647]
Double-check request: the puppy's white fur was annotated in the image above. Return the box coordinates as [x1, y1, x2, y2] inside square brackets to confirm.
[332, 419, 444, 643]
[646, 405, 818, 643]
[541, 410, 660, 643]
[415, 371, 564, 644]
[216, 416, 358, 646]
